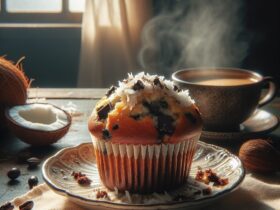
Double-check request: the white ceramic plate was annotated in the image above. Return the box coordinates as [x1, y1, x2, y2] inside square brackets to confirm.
[42, 142, 245, 210]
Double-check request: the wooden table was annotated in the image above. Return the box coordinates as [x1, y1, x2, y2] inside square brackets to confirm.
[0, 88, 279, 204]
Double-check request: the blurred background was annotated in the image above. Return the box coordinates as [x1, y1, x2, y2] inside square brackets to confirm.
[0, 0, 279, 88]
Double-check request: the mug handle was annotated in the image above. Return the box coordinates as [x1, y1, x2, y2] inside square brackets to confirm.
[258, 76, 278, 107]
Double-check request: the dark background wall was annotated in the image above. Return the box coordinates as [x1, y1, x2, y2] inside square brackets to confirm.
[0, 0, 279, 87]
[0, 27, 81, 87]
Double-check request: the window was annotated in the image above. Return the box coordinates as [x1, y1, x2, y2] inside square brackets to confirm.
[0, 0, 85, 24]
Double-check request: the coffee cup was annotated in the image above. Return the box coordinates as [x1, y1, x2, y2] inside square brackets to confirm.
[172, 68, 278, 131]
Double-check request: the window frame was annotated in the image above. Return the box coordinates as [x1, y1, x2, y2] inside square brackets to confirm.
[0, 0, 82, 24]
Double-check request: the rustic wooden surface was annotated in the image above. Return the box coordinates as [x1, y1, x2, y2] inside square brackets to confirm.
[0, 88, 279, 204]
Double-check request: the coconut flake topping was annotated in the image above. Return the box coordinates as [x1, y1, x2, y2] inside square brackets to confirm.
[108, 72, 194, 108]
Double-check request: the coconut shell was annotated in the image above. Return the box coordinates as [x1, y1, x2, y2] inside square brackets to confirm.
[0, 57, 29, 128]
[5, 103, 72, 146]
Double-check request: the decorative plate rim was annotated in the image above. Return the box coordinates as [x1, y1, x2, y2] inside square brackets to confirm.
[42, 141, 245, 209]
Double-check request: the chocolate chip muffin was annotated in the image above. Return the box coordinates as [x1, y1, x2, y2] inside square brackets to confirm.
[88, 72, 202, 193]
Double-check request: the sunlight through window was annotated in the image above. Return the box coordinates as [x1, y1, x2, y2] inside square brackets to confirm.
[6, 0, 62, 13]
[69, 0, 85, 13]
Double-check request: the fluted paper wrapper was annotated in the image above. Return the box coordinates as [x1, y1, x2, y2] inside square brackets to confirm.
[91, 135, 200, 193]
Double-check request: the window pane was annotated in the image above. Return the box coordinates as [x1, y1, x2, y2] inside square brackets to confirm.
[7, 0, 62, 13]
[69, 0, 85, 12]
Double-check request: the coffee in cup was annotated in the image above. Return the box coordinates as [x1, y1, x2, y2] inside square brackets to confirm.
[172, 68, 278, 131]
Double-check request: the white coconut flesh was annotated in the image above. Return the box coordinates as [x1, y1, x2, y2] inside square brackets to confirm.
[8, 104, 69, 131]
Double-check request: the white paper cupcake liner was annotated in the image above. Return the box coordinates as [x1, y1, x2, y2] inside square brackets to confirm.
[91, 134, 200, 193]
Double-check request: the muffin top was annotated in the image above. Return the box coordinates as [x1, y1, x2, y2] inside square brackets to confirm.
[88, 72, 202, 144]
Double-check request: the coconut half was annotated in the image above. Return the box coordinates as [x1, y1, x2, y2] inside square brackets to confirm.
[5, 103, 71, 146]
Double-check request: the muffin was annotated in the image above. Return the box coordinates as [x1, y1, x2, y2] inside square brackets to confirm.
[88, 72, 202, 193]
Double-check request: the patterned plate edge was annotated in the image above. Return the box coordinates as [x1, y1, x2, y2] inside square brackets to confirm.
[42, 142, 246, 209]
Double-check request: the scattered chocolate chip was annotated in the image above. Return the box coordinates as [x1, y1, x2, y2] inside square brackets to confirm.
[97, 103, 112, 120]
[7, 168, 20, 180]
[102, 129, 111, 140]
[105, 86, 116, 97]
[28, 176, 38, 189]
[153, 77, 163, 88]
[132, 80, 145, 91]
[202, 187, 212, 195]
[130, 114, 141, 120]
[0, 202, 14, 210]
[112, 124, 119, 130]
[185, 112, 197, 124]
[27, 157, 41, 168]
[96, 190, 108, 199]
[19, 200, 33, 210]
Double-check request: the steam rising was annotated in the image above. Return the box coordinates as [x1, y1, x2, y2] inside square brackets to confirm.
[139, 0, 249, 73]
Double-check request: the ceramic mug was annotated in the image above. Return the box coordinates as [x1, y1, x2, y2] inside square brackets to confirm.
[172, 68, 278, 131]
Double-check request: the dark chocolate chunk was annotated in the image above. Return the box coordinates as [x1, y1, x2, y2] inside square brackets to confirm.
[157, 114, 175, 136]
[102, 129, 111, 140]
[130, 114, 141, 120]
[132, 80, 145, 91]
[153, 77, 163, 88]
[105, 86, 116, 97]
[173, 85, 181, 92]
[185, 112, 197, 124]
[142, 101, 160, 115]
[0, 202, 14, 210]
[19, 201, 33, 210]
[97, 103, 112, 120]
[112, 124, 119, 130]
[143, 100, 175, 141]
[159, 100, 168, 109]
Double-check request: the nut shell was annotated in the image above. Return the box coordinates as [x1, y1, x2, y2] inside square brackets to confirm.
[239, 139, 280, 173]
[0, 57, 29, 128]
[5, 103, 71, 146]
